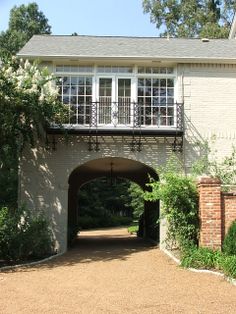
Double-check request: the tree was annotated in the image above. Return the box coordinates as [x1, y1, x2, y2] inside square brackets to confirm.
[0, 2, 51, 58]
[0, 57, 65, 207]
[142, 0, 236, 38]
[128, 183, 144, 219]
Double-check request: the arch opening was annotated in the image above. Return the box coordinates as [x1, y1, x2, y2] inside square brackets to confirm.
[68, 157, 159, 246]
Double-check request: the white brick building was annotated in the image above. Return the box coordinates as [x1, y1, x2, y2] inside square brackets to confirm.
[17, 35, 236, 252]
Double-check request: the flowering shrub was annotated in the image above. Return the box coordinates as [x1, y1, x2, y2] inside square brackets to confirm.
[0, 57, 65, 150]
[0, 57, 66, 207]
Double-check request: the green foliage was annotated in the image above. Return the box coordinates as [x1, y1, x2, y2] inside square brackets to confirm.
[181, 245, 236, 279]
[0, 206, 53, 262]
[144, 157, 199, 249]
[181, 246, 222, 269]
[77, 178, 138, 230]
[127, 224, 139, 234]
[128, 183, 144, 219]
[220, 255, 236, 278]
[0, 57, 65, 207]
[0, 2, 51, 58]
[192, 141, 236, 185]
[0, 4, 55, 208]
[223, 220, 236, 256]
[142, 0, 234, 38]
[0, 145, 18, 208]
[78, 215, 132, 230]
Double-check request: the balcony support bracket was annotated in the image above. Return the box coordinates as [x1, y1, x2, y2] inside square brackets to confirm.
[171, 135, 183, 152]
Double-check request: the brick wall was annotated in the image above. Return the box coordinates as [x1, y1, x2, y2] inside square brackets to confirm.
[222, 193, 236, 235]
[198, 176, 236, 250]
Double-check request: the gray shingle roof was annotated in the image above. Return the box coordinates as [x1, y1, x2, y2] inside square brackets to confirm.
[17, 35, 236, 61]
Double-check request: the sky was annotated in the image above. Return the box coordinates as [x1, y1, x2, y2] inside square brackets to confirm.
[0, 0, 160, 36]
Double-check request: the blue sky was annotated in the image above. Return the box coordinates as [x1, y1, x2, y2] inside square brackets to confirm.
[0, 0, 160, 36]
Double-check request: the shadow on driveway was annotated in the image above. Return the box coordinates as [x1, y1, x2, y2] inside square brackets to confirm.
[2, 228, 156, 273]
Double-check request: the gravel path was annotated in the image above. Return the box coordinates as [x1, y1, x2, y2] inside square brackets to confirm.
[0, 227, 236, 314]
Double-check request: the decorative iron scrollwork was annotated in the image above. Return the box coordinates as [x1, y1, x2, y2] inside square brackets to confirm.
[172, 136, 183, 152]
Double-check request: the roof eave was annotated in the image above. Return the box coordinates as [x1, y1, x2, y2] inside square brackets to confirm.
[16, 53, 236, 64]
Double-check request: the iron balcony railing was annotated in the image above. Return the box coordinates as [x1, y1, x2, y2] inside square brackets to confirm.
[57, 100, 184, 132]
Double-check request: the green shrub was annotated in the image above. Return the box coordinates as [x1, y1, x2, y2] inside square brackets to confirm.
[0, 206, 53, 262]
[78, 215, 132, 230]
[223, 220, 236, 256]
[181, 246, 222, 270]
[220, 255, 236, 278]
[145, 170, 199, 249]
[127, 225, 139, 234]
[180, 246, 236, 279]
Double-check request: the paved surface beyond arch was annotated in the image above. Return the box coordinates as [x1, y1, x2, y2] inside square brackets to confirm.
[0, 228, 236, 314]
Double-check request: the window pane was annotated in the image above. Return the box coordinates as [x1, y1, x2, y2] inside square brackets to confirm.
[86, 77, 92, 85]
[78, 87, 84, 95]
[86, 86, 92, 95]
[152, 67, 159, 74]
[167, 88, 174, 96]
[160, 79, 166, 87]
[167, 79, 174, 87]
[63, 77, 70, 85]
[153, 88, 159, 96]
[145, 88, 151, 96]
[138, 78, 144, 86]
[71, 96, 77, 104]
[138, 87, 144, 96]
[71, 77, 77, 85]
[145, 78, 151, 86]
[153, 78, 159, 87]
[167, 67, 174, 74]
[153, 97, 159, 106]
[71, 86, 77, 95]
[78, 77, 84, 85]
[160, 67, 166, 74]
[63, 86, 70, 95]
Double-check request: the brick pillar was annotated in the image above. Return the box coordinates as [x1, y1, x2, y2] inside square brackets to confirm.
[198, 176, 222, 250]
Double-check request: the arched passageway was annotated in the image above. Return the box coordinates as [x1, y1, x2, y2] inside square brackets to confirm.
[68, 157, 159, 245]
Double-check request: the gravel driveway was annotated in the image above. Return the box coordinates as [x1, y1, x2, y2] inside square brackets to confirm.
[0, 227, 236, 314]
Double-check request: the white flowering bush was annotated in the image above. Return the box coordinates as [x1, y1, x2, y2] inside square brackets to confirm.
[0, 57, 65, 207]
[0, 57, 65, 149]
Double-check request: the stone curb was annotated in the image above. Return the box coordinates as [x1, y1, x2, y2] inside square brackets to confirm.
[0, 252, 65, 272]
[163, 248, 236, 287]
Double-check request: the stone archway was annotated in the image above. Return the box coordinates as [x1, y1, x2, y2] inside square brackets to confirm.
[68, 157, 159, 245]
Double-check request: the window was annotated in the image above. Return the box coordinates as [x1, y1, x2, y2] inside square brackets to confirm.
[97, 66, 133, 73]
[137, 78, 174, 126]
[137, 67, 174, 74]
[56, 64, 176, 128]
[57, 76, 92, 124]
[99, 78, 112, 124]
[56, 65, 93, 73]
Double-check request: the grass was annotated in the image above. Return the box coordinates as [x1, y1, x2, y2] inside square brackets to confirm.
[127, 224, 139, 234]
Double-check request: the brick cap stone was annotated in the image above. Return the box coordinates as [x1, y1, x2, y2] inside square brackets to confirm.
[197, 176, 221, 185]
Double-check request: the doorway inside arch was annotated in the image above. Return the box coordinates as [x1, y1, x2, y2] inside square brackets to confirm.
[68, 157, 159, 246]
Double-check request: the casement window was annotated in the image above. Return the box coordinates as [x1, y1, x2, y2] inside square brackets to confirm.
[57, 76, 93, 124]
[137, 77, 174, 126]
[56, 65, 176, 127]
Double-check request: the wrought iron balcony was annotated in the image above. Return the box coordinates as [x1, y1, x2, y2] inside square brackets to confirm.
[49, 100, 184, 136]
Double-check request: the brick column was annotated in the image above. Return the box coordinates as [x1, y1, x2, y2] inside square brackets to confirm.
[198, 176, 222, 250]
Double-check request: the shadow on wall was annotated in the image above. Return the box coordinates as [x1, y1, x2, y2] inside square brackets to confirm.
[183, 113, 210, 172]
[19, 139, 70, 252]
